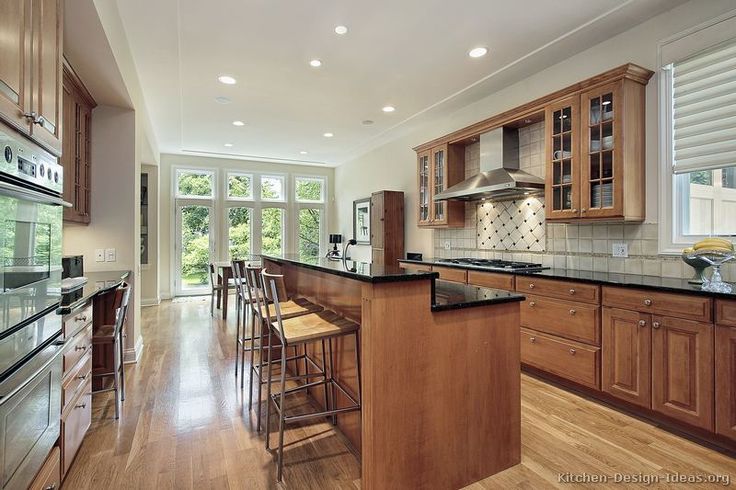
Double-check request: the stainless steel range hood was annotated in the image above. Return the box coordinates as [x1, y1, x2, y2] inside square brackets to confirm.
[433, 127, 545, 202]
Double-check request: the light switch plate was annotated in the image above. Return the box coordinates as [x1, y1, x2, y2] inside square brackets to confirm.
[95, 249, 105, 262]
[105, 248, 116, 262]
[612, 242, 629, 258]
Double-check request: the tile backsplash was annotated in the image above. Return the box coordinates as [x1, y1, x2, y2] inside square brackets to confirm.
[433, 123, 736, 282]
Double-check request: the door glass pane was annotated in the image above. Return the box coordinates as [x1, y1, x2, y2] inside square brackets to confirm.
[179, 205, 211, 290]
[177, 170, 213, 198]
[298, 209, 321, 259]
[262, 208, 284, 256]
[228, 207, 252, 259]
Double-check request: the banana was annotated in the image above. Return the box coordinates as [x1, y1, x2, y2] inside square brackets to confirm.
[694, 238, 733, 251]
[683, 247, 694, 254]
[694, 246, 733, 254]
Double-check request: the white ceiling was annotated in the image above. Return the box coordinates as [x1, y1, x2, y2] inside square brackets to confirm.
[116, 0, 683, 167]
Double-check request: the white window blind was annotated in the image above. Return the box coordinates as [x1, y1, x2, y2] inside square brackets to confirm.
[671, 38, 736, 175]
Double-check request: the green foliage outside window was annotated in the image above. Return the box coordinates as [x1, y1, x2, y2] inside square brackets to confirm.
[228, 207, 251, 259]
[262, 208, 283, 256]
[178, 172, 212, 197]
[181, 205, 210, 286]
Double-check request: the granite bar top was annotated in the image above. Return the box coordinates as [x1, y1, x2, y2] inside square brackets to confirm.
[262, 254, 438, 284]
[400, 258, 736, 299]
[432, 280, 525, 312]
[58, 270, 131, 315]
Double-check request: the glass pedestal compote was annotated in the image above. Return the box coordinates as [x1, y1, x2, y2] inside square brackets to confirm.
[687, 250, 735, 293]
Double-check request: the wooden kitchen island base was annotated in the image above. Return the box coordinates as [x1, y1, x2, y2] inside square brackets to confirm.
[264, 256, 523, 490]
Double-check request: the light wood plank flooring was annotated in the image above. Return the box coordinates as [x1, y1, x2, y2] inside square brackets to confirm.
[63, 297, 735, 489]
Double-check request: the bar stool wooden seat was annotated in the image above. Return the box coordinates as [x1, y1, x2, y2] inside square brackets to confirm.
[91, 283, 131, 420]
[244, 266, 323, 430]
[259, 270, 361, 483]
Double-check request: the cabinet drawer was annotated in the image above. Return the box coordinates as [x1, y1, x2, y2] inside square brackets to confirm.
[521, 295, 600, 345]
[28, 446, 61, 490]
[516, 276, 600, 304]
[467, 270, 514, 290]
[63, 352, 92, 411]
[63, 324, 92, 375]
[716, 299, 736, 327]
[62, 377, 92, 478]
[431, 265, 467, 283]
[63, 303, 92, 338]
[521, 328, 600, 389]
[398, 261, 431, 272]
[603, 286, 712, 323]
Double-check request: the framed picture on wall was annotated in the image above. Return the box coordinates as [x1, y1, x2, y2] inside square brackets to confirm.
[353, 198, 371, 245]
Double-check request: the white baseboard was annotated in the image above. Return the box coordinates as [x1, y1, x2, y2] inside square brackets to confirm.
[160, 292, 173, 300]
[141, 296, 160, 307]
[124, 335, 144, 364]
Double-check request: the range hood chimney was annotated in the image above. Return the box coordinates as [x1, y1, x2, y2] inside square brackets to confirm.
[433, 127, 545, 202]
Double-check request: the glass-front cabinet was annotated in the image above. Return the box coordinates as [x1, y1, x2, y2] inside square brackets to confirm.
[545, 96, 580, 220]
[431, 145, 447, 225]
[415, 143, 465, 228]
[417, 150, 431, 226]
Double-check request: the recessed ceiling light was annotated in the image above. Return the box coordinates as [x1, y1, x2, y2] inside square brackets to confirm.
[323, 132, 334, 138]
[382, 105, 396, 113]
[309, 59, 322, 68]
[232, 120, 245, 126]
[224, 143, 233, 147]
[468, 47, 488, 58]
[335, 25, 348, 35]
[362, 120, 374, 126]
[300, 151, 308, 155]
[218, 75, 237, 85]
[215, 96, 231, 104]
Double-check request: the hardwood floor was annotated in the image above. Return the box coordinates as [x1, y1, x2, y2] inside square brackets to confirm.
[63, 298, 735, 489]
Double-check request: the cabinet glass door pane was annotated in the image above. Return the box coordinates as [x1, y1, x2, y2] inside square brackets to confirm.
[434, 150, 445, 221]
[551, 107, 574, 211]
[419, 155, 429, 222]
[588, 92, 614, 209]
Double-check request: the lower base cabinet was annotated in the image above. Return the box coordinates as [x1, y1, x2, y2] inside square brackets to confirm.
[61, 376, 92, 478]
[521, 328, 600, 390]
[715, 324, 736, 441]
[28, 447, 61, 490]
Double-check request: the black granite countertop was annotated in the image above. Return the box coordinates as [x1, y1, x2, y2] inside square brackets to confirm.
[432, 280, 525, 312]
[58, 270, 131, 315]
[400, 259, 736, 299]
[262, 254, 438, 284]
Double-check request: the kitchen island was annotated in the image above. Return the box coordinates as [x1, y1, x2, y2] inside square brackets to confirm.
[262, 255, 524, 490]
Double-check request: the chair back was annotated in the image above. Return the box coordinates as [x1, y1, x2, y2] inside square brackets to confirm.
[245, 265, 266, 322]
[112, 283, 132, 337]
[261, 270, 288, 345]
[231, 259, 246, 299]
[208, 263, 218, 290]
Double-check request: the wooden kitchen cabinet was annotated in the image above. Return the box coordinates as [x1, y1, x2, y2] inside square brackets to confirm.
[601, 307, 651, 408]
[0, 0, 63, 155]
[416, 143, 464, 228]
[651, 315, 714, 430]
[715, 300, 736, 441]
[545, 96, 581, 220]
[28, 447, 61, 490]
[370, 190, 404, 266]
[61, 60, 95, 224]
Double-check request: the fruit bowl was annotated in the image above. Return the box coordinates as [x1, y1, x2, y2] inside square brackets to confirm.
[681, 253, 710, 284]
[685, 250, 735, 293]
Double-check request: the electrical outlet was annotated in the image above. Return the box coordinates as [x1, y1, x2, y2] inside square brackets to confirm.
[95, 249, 105, 262]
[444, 241, 451, 250]
[105, 248, 116, 262]
[612, 242, 629, 258]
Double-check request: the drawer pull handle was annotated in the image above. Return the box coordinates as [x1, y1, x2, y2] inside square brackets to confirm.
[652, 321, 661, 329]
[638, 320, 646, 327]
[529, 301, 536, 307]
[569, 348, 576, 355]
[44, 485, 56, 490]
[529, 336, 536, 343]
[569, 289, 576, 295]
[77, 373, 88, 380]
[75, 345, 87, 352]
[74, 315, 88, 322]
[643, 299, 652, 306]
[529, 283, 535, 289]
[569, 309, 576, 315]
[75, 402, 87, 409]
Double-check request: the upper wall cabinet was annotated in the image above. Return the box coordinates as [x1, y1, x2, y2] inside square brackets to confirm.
[416, 143, 465, 228]
[0, 0, 63, 155]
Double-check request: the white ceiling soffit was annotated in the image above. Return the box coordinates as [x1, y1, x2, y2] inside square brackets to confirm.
[116, 0, 686, 167]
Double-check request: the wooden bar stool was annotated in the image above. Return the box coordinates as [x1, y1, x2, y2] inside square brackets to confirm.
[91, 283, 131, 419]
[244, 266, 323, 431]
[259, 270, 361, 482]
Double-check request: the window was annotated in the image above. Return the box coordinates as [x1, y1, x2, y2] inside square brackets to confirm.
[261, 175, 285, 201]
[227, 173, 253, 200]
[176, 170, 214, 198]
[298, 208, 321, 259]
[227, 207, 252, 259]
[659, 20, 736, 252]
[261, 208, 284, 256]
[295, 176, 325, 203]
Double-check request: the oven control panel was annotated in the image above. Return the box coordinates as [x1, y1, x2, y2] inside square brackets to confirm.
[0, 126, 63, 195]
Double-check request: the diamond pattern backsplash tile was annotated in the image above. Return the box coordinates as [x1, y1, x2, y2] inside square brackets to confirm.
[477, 197, 546, 251]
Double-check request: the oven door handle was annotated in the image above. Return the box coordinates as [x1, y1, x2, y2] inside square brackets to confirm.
[0, 180, 71, 207]
[0, 341, 64, 405]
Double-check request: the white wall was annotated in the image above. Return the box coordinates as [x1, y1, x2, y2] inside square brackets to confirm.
[334, 0, 736, 261]
[140, 163, 160, 305]
[159, 154, 335, 299]
[63, 105, 142, 360]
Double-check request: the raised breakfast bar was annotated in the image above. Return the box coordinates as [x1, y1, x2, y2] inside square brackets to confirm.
[262, 255, 524, 489]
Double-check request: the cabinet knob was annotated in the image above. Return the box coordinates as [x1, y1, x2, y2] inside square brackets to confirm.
[529, 283, 535, 289]
[44, 485, 56, 490]
[75, 402, 87, 409]
[77, 373, 88, 380]
[569, 309, 576, 315]
[638, 320, 647, 327]
[529, 336, 536, 343]
[652, 321, 661, 329]
[75, 345, 87, 352]
[23, 111, 45, 125]
[569, 348, 577, 355]
[569, 289, 576, 295]
[529, 301, 536, 307]
[643, 299, 652, 306]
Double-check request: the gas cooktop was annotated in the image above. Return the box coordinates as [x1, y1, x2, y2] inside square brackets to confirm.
[437, 257, 548, 272]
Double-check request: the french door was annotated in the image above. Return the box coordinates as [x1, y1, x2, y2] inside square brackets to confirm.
[175, 203, 214, 295]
